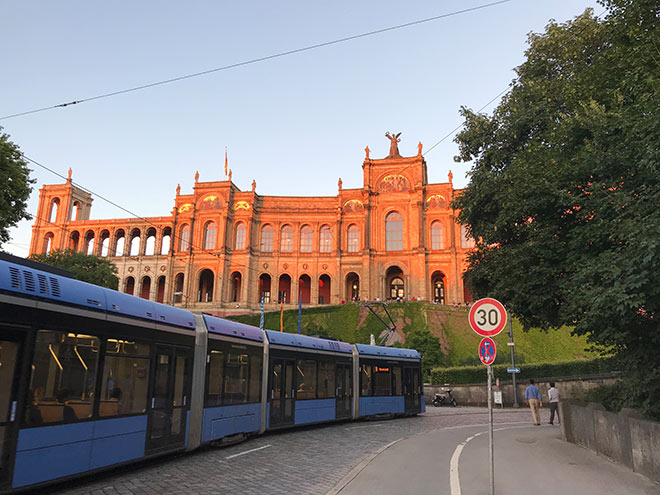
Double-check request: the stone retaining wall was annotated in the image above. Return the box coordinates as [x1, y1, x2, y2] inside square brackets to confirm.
[561, 400, 660, 484]
[424, 375, 618, 408]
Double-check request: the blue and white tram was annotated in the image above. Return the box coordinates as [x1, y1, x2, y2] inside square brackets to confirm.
[0, 257, 423, 493]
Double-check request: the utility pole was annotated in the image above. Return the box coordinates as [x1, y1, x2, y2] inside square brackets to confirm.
[507, 314, 519, 407]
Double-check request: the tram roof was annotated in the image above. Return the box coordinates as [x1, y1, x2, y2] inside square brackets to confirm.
[203, 314, 265, 342]
[265, 330, 353, 354]
[0, 259, 196, 330]
[355, 343, 422, 360]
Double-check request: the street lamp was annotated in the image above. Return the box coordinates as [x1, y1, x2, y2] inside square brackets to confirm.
[172, 291, 183, 306]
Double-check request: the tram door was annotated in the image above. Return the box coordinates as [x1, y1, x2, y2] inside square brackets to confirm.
[403, 366, 421, 413]
[0, 329, 24, 490]
[335, 363, 352, 419]
[269, 359, 295, 427]
[146, 345, 191, 453]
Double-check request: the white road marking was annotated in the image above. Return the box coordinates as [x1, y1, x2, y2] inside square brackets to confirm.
[449, 425, 535, 495]
[345, 424, 383, 430]
[225, 444, 271, 459]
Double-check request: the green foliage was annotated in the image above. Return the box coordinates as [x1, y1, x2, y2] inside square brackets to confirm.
[403, 328, 446, 376]
[0, 128, 34, 247]
[430, 358, 618, 385]
[583, 382, 630, 413]
[30, 249, 119, 289]
[452, 1, 660, 419]
[227, 302, 596, 367]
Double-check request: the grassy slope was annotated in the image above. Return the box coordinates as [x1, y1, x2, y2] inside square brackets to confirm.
[227, 302, 596, 364]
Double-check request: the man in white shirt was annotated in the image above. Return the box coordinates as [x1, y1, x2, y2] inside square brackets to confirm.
[548, 382, 560, 425]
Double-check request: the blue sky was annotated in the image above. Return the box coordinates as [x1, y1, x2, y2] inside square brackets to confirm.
[1, 0, 601, 257]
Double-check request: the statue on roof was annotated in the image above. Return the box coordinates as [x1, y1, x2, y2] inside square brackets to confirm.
[418, 141, 423, 156]
[252, 180, 256, 193]
[365, 146, 370, 160]
[195, 171, 199, 183]
[176, 183, 181, 195]
[385, 132, 401, 158]
[67, 168, 72, 182]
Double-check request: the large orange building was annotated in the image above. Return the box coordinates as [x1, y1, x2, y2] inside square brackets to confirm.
[30, 138, 474, 315]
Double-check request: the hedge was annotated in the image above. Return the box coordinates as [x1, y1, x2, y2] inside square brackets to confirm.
[428, 357, 618, 385]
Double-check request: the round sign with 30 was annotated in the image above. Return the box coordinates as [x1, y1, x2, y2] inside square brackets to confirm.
[468, 298, 507, 337]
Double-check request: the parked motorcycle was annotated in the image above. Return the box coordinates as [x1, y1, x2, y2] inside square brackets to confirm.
[432, 389, 457, 407]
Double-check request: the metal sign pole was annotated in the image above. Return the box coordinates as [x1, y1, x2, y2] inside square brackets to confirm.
[507, 313, 519, 407]
[488, 364, 494, 495]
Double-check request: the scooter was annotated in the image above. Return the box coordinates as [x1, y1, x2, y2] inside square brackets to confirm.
[432, 389, 457, 407]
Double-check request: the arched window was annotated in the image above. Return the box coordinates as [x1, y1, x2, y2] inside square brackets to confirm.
[129, 230, 141, 256]
[113, 230, 125, 256]
[145, 228, 156, 256]
[260, 225, 273, 252]
[386, 212, 403, 251]
[431, 221, 443, 250]
[300, 225, 312, 253]
[461, 225, 475, 248]
[319, 225, 332, 253]
[280, 225, 293, 252]
[179, 225, 191, 251]
[124, 277, 135, 296]
[198, 269, 214, 302]
[160, 228, 171, 255]
[49, 198, 60, 223]
[71, 201, 80, 221]
[347, 225, 360, 253]
[84, 231, 95, 255]
[69, 231, 80, 252]
[43, 233, 54, 254]
[100, 231, 110, 257]
[203, 221, 217, 250]
[234, 223, 246, 250]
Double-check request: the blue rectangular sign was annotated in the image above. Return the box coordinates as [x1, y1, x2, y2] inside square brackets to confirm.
[507, 367, 520, 373]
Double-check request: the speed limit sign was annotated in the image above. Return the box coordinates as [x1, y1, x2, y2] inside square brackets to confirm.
[468, 298, 507, 337]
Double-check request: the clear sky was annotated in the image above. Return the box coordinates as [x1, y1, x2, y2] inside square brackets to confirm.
[1, 0, 601, 257]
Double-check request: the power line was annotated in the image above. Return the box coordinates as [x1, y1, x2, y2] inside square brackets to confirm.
[0, 0, 512, 121]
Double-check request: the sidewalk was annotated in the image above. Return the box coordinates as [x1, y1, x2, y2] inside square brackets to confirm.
[332, 422, 660, 494]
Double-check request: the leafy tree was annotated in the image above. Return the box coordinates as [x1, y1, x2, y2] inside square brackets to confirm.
[453, 1, 660, 418]
[0, 128, 34, 248]
[404, 329, 446, 377]
[31, 249, 119, 290]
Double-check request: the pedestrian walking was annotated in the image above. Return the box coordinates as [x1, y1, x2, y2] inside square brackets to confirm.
[548, 382, 560, 425]
[525, 379, 543, 425]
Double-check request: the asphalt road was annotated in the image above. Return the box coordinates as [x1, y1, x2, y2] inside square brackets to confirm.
[39, 407, 659, 495]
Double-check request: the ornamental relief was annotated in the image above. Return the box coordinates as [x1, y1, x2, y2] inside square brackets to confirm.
[178, 203, 193, 213]
[343, 199, 364, 213]
[426, 194, 449, 208]
[198, 194, 223, 211]
[378, 174, 410, 193]
[234, 201, 250, 211]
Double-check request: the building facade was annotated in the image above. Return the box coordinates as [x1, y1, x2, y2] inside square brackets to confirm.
[30, 141, 474, 315]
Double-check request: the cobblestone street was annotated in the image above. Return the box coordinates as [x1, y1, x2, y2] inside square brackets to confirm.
[41, 407, 540, 495]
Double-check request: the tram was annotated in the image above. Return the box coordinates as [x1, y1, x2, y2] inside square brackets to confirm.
[0, 256, 424, 492]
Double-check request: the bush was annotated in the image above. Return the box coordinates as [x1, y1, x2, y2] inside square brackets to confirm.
[429, 357, 618, 385]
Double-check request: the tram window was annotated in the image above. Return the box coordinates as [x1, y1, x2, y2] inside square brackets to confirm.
[392, 366, 403, 396]
[374, 366, 392, 396]
[224, 352, 249, 404]
[27, 330, 100, 424]
[248, 353, 262, 402]
[206, 350, 225, 407]
[100, 340, 150, 417]
[360, 364, 372, 396]
[296, 360, 317, 399]
[317, 361, 335, 399]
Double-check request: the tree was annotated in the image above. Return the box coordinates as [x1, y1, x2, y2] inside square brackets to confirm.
[404, 329, 446, 377]
[0, 128, 34, 248]
[453, 1, 660, 418]
[30, 250, 119, 290]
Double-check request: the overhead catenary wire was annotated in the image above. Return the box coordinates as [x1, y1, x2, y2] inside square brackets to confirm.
[0, 0, 512, 121]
